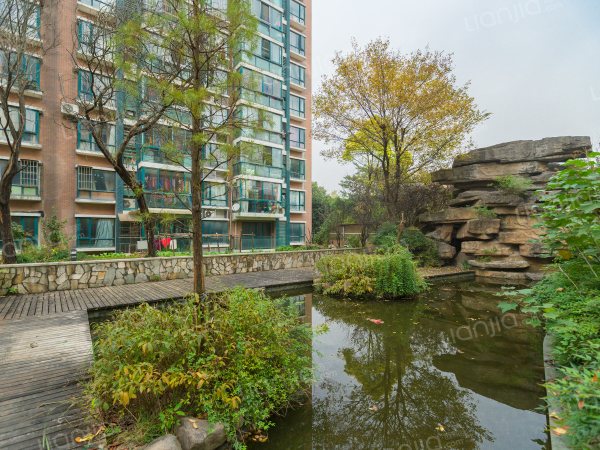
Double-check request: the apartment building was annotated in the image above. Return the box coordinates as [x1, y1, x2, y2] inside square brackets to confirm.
[1, 0, 312, 253]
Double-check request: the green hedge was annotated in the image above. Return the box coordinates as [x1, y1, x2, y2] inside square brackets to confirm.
[315, 247, 427, 299]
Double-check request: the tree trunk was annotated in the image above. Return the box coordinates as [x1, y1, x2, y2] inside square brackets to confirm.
[0, 200, 16, 264]
[136, 195, 157, 257]
[395, 212, 404, 245]
[191, 120, 205, 295]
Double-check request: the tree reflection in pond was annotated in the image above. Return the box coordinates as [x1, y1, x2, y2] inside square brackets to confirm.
[250, 281, 549, 450]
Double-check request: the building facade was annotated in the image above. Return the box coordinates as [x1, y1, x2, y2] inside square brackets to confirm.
[2, 0, 312, 253]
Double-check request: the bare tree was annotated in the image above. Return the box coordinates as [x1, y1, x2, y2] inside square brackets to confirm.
[0, 0, 60, 262]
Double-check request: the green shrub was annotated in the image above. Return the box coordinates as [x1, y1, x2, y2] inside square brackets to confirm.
[498, 261, 600, 447]
[369, 222, 397, 248]
[85, 287, 314, 447]
[315, 247, 427, 299]
[346, 235, 361, 248]
[399, 228, 440, 267]
[489, 174, 533, 196]
[275, 245, 295, 252]
[472, 206, 498, 219]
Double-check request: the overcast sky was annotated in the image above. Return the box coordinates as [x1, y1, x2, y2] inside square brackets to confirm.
[311, 0, 600, 192]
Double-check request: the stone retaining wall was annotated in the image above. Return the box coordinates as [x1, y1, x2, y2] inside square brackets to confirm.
[0, 248, 370, 295]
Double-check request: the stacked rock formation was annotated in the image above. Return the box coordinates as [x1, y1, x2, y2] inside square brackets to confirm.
[417, 136, 592, 281]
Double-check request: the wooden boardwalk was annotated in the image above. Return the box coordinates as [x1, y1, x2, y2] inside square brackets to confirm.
[0, 310, 103, 450]
[0, 268, 315, 321]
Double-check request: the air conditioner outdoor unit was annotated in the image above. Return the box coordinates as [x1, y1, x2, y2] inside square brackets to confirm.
[61, 102, 79, 117]
[123, 198, 136, 209]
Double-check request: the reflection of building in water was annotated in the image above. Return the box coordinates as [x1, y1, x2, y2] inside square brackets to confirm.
[279, 293, 312, 325]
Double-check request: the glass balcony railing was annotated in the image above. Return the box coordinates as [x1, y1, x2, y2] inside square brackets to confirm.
[147, 192, 191, 210]
[139, 146, 192, 167]
[234, 199, 283, 215]
[233, 162, 283, 179]
[241, 89, 283, 110]
[257, 21, 283, 42]
[235, 52, 282, 77]
[232, 235, 276, 251]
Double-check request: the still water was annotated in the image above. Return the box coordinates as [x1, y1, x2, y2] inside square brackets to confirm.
[251, 279, 549, 450]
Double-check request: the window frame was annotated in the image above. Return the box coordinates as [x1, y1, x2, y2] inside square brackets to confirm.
[77, 217, 116, 249]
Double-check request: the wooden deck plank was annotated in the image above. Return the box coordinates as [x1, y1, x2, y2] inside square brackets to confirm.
[0, 310, 102, 450]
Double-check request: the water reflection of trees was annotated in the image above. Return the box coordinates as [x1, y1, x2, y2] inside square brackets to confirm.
[312, 296, 493, 450]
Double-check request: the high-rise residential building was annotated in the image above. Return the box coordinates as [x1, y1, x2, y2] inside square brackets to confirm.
[1, 0, 312, 254]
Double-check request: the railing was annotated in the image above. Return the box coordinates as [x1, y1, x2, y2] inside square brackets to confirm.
[290, 170, 305, 180]
[147, 192, 191, 210]
[291, 234, 305, 245]
[233, 162, 283, 179]
[242, 89, 283, 111]
[77, 190, 115, 201]
[257, 21, 284, 42]
[235, 52, 282, 77]
[234, 199, 283, 215]
[290, 106, 305, 119]
[231, 234, 276, 251]
[138, 146, 192, 167]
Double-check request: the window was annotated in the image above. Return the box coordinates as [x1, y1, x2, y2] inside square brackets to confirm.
[290, 126, 305, 149]
[252, 0, 283, 36]
[78, 121, 116, 154]
[290, 0, 305, 25]
[78, 20, 105, 54]
[142, 125, 192, 165]
[0, 106, 40, 144]
[202, 182, 228, 207]
[290, 31, 305, 56]
[290, 190, 305, 211]
[290, 95, 305, 118]
[290, 158, 305, 179]
[290, 63, 305, 87]
[78, 70, 112, 103]
[202, 221, 228, 245]
[0, 106, 39, 144]
[235, 180, 281, 213]
[259, 38, 282, 65]
[290, 223, 305, 244]
[77, 217, 115, 249]
[143, 168, 191, 193]
[241, 67, 283, 110]
[0, 159, 40, 196]
[202, 143, 227, 167]
[77, 167, 115, 200]
[0, 216, 38, 250]
[0, 53, 40, 90]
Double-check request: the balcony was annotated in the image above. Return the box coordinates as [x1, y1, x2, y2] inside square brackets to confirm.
[235, 52, 282, 77]
[77, 0, 114, 14]
[233, 162, 283, 180]
[138, 147, 192, 168]
[231, 235, 277, 251]
[147, 193, 191, 212]
[232, 199, 284, 220]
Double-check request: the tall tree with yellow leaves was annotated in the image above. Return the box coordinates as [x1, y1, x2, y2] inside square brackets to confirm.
[313, 38, 490, 239]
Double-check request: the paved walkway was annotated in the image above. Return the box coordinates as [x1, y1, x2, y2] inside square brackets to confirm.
[0, 268, 315, 321]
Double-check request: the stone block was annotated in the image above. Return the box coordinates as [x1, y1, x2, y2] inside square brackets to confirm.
[432, 241, 456, 259]
[433, 161, 548, 185]
[175, 417, 226, 450]
[468, 259, 530, 269]
[142, 434, 183, 450]
[104, 267, 116, 286]
[22, 282, 45, 293]
[519, 242, 547, 258]
[461, 240, 513, 256]
[474, 270, 545, 281]
[426, 224, 454, 242]
[497, 230, 540, 245]
[135, 273, 149, 283]
[451, 137, 591, 167]
[419, 208, 477, 223]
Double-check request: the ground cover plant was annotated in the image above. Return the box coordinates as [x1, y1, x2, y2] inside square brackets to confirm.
[315, 246, 427, 299]
[497, 153, 600, 448]
[489, 174, 533, 197]
[85, 287, 315, 448]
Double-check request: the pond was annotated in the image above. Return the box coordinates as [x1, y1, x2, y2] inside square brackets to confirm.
[249, 279, 549, 450]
